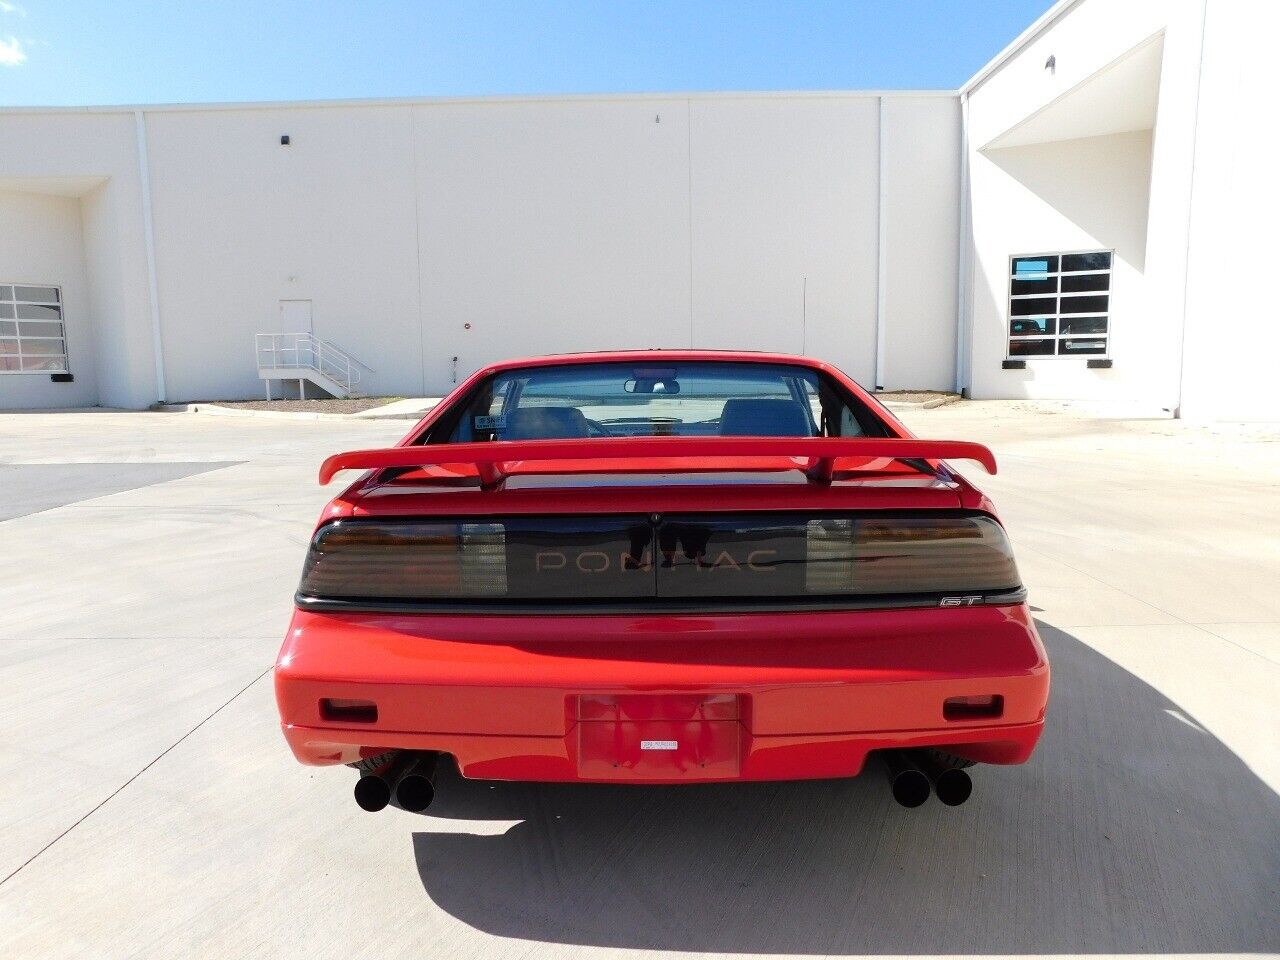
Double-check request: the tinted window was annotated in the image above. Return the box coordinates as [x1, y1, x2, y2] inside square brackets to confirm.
[1007, 251, 1112, 360]
[1009, 339, 1055, 356]
[1062, 252, 1112, 272]
[1010, 317, 1055, 336]
[1059, 295, 1109, 315]
[1011, 297, 1057, 317]
[1060, 338, 1108, 355]
[1010, 277, 1057, 296]
[1059, 316, 1108, 335]
[1061, 272, 1110, 293]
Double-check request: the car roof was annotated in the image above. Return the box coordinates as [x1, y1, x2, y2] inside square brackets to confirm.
[472, 350, 835, 376]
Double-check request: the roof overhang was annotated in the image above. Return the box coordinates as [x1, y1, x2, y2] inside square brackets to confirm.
[980, 33, 1164, 151]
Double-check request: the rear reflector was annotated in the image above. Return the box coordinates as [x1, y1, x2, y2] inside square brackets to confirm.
[944, 694, 1004, 721]
[320, 698, 378, 723]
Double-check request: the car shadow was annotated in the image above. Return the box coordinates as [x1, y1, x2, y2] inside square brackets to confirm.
[409, 623, 1280, 954]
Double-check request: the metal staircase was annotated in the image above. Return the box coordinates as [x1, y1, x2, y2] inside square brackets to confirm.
[255, 333, 371, 400]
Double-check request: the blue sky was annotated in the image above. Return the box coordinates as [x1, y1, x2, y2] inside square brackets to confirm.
[0, 1, 1055, 106]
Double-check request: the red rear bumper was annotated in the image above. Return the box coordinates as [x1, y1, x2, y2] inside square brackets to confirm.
[275, 605, 1049, 782]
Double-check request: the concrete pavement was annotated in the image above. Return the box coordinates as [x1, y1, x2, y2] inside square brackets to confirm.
[0, 403, 1276, 958]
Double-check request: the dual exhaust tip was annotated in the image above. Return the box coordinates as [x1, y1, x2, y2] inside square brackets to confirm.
[882, 749, 973, 808]
[356, 749, 968, 810]
[354, 752, 439, 813]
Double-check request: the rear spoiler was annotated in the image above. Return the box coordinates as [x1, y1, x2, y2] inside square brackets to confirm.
[319, 437, 996, 488]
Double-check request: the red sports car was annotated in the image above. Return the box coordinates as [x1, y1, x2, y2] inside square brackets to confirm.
[275, 351, 1049, 811]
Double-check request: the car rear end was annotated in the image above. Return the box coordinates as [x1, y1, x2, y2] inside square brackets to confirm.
[274, 353, 1049, 809]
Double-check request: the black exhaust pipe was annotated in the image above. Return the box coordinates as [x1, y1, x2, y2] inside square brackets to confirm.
[881, 750, 931, 808]
[914, 750, 973, 806]
[393, 753, 440, 813]
[353, 752, 415, 812]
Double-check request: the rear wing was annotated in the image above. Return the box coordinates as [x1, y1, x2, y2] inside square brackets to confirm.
[319, 437, 996, 488]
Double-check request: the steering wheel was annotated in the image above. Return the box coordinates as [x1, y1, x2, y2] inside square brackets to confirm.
[583, 418, 615, 438]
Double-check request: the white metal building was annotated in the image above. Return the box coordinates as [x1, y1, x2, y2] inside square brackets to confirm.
[1, 0, 1275, 419]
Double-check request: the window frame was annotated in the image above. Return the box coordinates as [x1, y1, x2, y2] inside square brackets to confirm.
[1005, 250, 1113, 361]
[0, 282, 71, 376]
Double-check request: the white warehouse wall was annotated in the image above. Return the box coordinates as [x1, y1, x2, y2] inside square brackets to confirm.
[967, 129, 1155, 401]
[688, 97, 880, 386]
[0, 111, 161, 410]
[145, 105, 424, 402]
[881, 96, 961, 391]
[416, 97, 694, 391]
[129, 92, 960, 400]
[3, 0, 1265, 420]
[960, 0, 1207, 409]
[1178, 0, 1280, 421]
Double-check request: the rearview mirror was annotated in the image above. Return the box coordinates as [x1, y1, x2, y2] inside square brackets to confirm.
[624, 377, 680, 395]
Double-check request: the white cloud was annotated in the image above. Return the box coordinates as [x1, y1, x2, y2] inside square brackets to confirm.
[0, 2, 28, 16]
[0, 35, 25, 66]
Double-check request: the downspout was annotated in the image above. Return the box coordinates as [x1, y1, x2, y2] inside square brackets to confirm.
[1171, 0, 1210, 419]
[953, 91, 972, 396]
[134, 109, 167, 404]
[873, 96, 888, 391]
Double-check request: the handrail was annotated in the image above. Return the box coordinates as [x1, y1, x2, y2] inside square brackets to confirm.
[318, 437, 997, 488]
[255, 332, 368, 393]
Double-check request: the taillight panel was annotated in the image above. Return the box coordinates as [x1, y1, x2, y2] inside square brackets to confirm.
[298, 512, 1023, 606]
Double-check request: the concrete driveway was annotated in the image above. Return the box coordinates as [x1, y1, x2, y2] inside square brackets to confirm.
[0, 403, 1277, 958]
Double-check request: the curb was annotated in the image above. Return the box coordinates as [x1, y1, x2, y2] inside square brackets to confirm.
[155, 402, 426, 422]
[881, 395, 962, 411]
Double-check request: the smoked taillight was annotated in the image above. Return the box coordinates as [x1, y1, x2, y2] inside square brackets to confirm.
[300, 520, 507, 599]
[804, 516, 1020, 595]
[297, 513, 1021, 605]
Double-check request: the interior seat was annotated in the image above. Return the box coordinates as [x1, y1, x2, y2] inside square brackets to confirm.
[717, 398, 813, 437]
[501, 406, 590, 440]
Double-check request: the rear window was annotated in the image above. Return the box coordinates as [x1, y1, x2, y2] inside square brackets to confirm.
[441, 361, 884, 442]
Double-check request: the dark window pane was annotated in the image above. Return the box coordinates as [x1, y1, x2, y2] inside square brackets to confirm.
[1011, 296, 1057, 316]
[1059, 294, 1108, 314]
[20, 355, 68, 371]
[0, 285, 13, 301]
[0, 321, 15, 336]
[16, 321, 64, 338]
[1062, 252, 1111, 272]
[0, 338, 17, 355]
[1010, 317, 1056, 336]
[1060, 337, 1108, 355]
[16, 304, 62, 321]
[1012, 256, 1058, 277]
[1060, 316, 1108, 335]
[1011, 277, 1057, 296]
[1061, 272, 1110, 293]
[0, 303, 14, 319]
[14, 286, 60, 303]
[1009, 338, 1055, 356]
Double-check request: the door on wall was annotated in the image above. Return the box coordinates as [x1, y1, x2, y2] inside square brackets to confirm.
[276, 299, 313, 334]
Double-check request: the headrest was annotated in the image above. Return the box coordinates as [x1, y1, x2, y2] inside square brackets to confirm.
[501, 406, 590, 440]
[718, 398, 812, 437]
